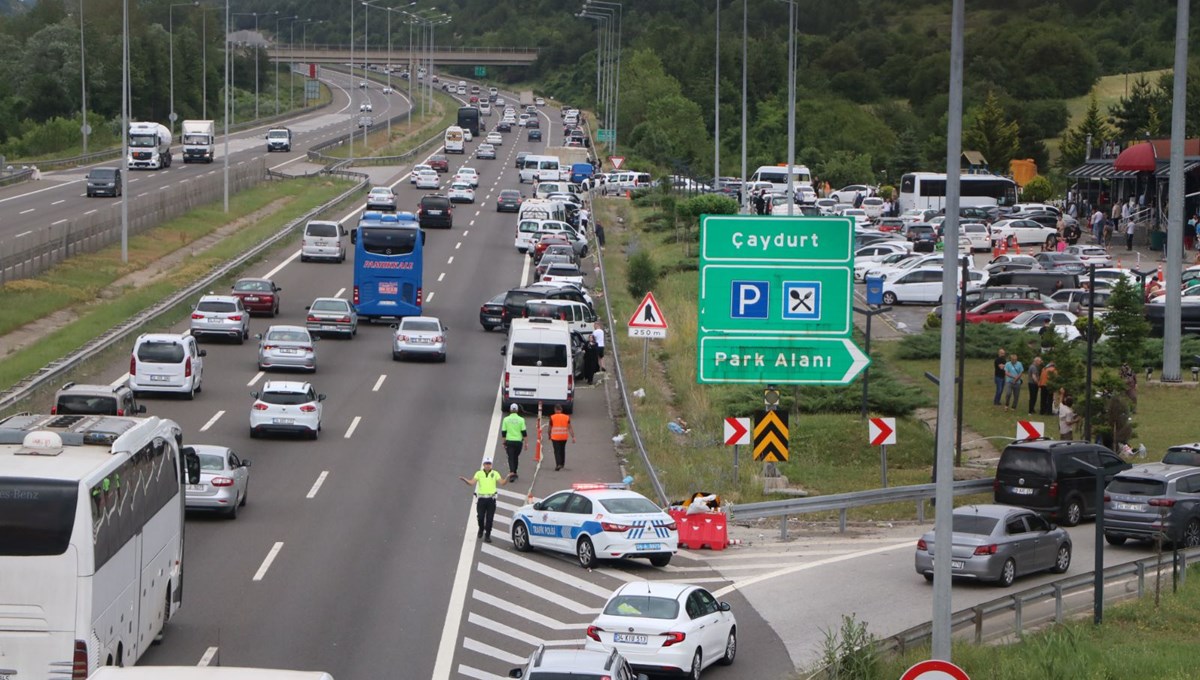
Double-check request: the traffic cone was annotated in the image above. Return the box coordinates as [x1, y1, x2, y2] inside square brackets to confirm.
[1116, 258, 1123, 270]
[1013, 238, 1022, 255]
[1158, 265, 1165, 282]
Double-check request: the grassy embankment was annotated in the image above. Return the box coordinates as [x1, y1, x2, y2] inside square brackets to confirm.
[323, 85, 460, 159]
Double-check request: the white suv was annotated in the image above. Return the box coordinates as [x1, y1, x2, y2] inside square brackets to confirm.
[249, 381, 325, 439]
[129, 333, 205, 399]
[189, 294, 250, 343]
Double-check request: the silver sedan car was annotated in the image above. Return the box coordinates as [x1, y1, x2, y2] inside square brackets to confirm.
[184, 445, 251, 519]
[391, 316, 447, 361]
[306, 297, 358, 338]
[914, 504, 1071, 587]
[256, 325, 317, 372]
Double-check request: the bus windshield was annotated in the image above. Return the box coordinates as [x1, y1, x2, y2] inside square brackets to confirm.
[0, 478, 78, 555]
[353, 221, 424, 318]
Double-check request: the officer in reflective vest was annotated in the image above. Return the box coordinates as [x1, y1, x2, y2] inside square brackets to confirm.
[459, 459, 507, 543]
[500, 404, 527, 481]
[548, 404, 576, 471]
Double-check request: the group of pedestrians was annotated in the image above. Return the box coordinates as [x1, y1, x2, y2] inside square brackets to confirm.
[992, 346, 1084, 439]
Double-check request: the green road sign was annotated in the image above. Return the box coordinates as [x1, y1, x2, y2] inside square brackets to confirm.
[700, 264, 853, 335]
[697, 336, 870, 385]
[596, 129, 615, 142]
[700, 215, 854, 264]
[474, 66, 487, 77]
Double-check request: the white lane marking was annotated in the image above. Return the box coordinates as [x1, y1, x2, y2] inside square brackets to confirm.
[712, 540, 914, 598]
[247, 371, 265, 387]
[252, 542, 284, 581]
[108, 373, 131, 387]
[262, 249, 301, 279]
[372, 374, 387, 392]
[431, 385, 507, 679]
[51, 199, 65, 205]
[84, 209, 97, 215]
[476, 562, 599, 614]
[0, 181, 77, 206]
[198, 410, 225, 432]
[466, 613, 577, 649]
[455, 242, 462, 250]
[197, 647, 219, 667]
[456, 665, 507, 680]
[334, 287, 346, 298]
[51, 219, 68, 226]
[437, 272, 445, 282]
[159, 185, 170, 191]
[129, 178, 140, 183]
[447, 256, 454, 264]
[472, 589, 586, 630]
[469, 220, 475, 226]
[474, 210, 481, 217]
[461, 638, 526, 666]
[426, 291, 435, 302]
[463, 230, 469, 236]
[15, 230, 32, 237]
[343, 416, 362, 439]
[497, 488, 529, 502]
[479, 543, 612, 598]
[306, 471, 329, 499]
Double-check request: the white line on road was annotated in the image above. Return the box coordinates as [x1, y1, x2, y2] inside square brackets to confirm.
[372, 374, 387, 392]
[252, 542, 284, 581]
[456, 664, 507, 680]
[476, 562, 599, 614]
[247, 371, 265, 387]
[469, 220, 475, 227]
[447, 256, 454, 264]
[437, 272, 445, 282]
[306, 471, 329, 499]
[466, 612, 576, 649]
[461, 638, 525, 666]
[343, 416, 362, 439]
[159, 185, 169, 190]
[426, 291, 435, 302]
[84, 209, 97, 215]
[19, 208, 34, 215]
[334, 287, 346, 298]
[15, 230, 31, 238]
[51, 219, 68, 225]
[455, 241, 462, 249]
[197, 647, 219, 667]
[462, 230, 469, 236]
[137, 193, 147, 198]
[471, 589, 585, 631]
[51, 199, 65, 206]
[199, 410, 225, 432]
[479, 543, 611, 598]
[712, 540, 914, 598]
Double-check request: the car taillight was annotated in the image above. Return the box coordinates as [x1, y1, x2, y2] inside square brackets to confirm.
[253, 402, 269, 410]
[662, 632, 686, 647]
[1150, 498, 1177, 507]
[504, 372, 510, 390]
[992, 479, 1001, 492]
[300, 404, 317, 413]
[567, 375, 574, 393]
[263, 344, 276, 350]
[543, 276, 551, 281]
[417, 287, 423, 307]
[302, 346, 314, 352]
[211, 476, 234, 487]
[229, 314, 243, 321]
[1103, 495, 1111, 503]
[51, 406, 58, 414]
[917, 538, 928, 550]
[72, 640, 89, 680]
[586, 625, 603, 642]
[396, 334, 409, 342]
[130, 355, 137, 375]
[184, 357, 192, 378]
[974, 544, 998, 555]
[433, 335, 445, 342]
[353, 286, 360, 305]
[117, 408, 125, 416]
[191, 313, 204, 319]
[601, 522, 631, 532]
[307, 315, 318, 322]
[1048, 482, 1058, 499]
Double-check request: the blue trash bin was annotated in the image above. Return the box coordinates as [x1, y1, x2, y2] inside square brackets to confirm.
[865, 275, 884, 306]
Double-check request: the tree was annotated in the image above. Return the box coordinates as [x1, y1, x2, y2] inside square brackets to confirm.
[1058, 93, 1114, 170]
[818, 151, 875, 189]
[626, 249, 658, 300]
[1107, 75, 1168, 139]
[890, 127, 922, 178]
[1102, 275, 1151, 370]
[1021, 176, 1054, 203]
[964, 90, 1020, 172]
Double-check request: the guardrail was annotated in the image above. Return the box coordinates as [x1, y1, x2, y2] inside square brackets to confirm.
[729, 479, 995, 538]
[0, 168, 35, 187]
[800, 546, 1200, 679]
[0, 165, 369, 414]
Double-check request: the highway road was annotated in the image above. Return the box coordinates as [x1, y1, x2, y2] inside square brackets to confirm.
[0, 66, 405, 249]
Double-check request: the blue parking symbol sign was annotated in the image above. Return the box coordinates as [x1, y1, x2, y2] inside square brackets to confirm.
[730, 281, 769, 319]
[782, 282, 821, 320]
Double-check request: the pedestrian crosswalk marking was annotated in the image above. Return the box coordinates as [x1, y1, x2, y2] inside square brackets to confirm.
[467, 613, 577, 648]
[457, 664, 505, 680]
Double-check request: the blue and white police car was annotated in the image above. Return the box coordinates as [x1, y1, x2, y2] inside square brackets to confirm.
[511, 483, 679, 568]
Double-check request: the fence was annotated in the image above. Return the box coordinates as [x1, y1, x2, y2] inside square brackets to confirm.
[0, 158, 266, 285]
[0, 168, 34, 187]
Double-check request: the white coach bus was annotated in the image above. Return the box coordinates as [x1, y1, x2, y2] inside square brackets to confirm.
[89, 668, 335, 680]
[897, 171, 1018, 214]
[0, 413, 199, 679]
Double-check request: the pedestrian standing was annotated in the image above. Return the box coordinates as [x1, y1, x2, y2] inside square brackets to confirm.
[993, 348, 1008, 406]
[578, 206, 591, 232]
[1058, 396, 1080, 440]
[582, 336, 600, 385]
[1027, 357, 1043, 415]
[1039, 361, 1057, 416]
[594, 221, 606, 250]
[1102, 218, 1113, 247]
[592, 322, 606, 371]
[1125, 217, 1136, 251]
[499, 404, 527, 481]
[1003, 353, 1025, 411]
[548, 404, 576, 471]
[1091, 208, 1104, 242]
[459, 458, 507, 543]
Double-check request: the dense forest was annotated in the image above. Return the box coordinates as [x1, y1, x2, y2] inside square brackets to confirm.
[2, 0, 1199, 184]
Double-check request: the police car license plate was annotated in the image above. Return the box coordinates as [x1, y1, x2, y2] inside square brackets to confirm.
[636, 543, 661, 551]
[614, 633, 647, 645]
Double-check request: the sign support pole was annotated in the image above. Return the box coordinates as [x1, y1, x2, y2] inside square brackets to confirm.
[733, 444, 740, 482]
[854, 305, 892, 419]
[880, 444, 888, 488]
[642, 338, 648, 379]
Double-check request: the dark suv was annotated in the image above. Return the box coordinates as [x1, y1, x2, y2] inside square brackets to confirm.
[993, 440, 1131, 526]
[1104, 463, 1200, 547]
[502, 284, 591, 327]
[52, 382, 144, 416]
[417, 194, 453, 229]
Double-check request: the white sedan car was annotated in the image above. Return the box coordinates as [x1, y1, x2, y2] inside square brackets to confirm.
[391, 315, 448, 361]
[463, 129, 473, 141]
[1062, 245, 1116, 267]
[454, 167, 480, 188]
[881, 267, 986, 305]
[540, 263, 585, 287]
[447, 181, 475, 204]
[853, 247, 913, 281]
[359, 102, 373, 112]
[1006, 309, 1081, 341]
[960, 222, 992, 252]
[486, 131, 503, 145]
[584, 582, 737, 678]
[414, 170, 440, 190]
[185, 444, 251, 519]
[249, 381, 325, 440]
[990, 218, 1055, 246]
[410, 164, 433, 184]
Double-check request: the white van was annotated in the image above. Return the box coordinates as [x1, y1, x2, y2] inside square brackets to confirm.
[519, 155, 564, 183]
[606, 171, 652, 192]
[749, 164, 812, 192]
[129, 333, 206, 399]
[444, 125, 465, 154]
[479, 101, 491, 116]
[515, 217, 576, 253]
[523, 299, 596, 335]
[300, 220, 347, 262]
[502, 318, 575, 413]
[534, 181, 576, 199]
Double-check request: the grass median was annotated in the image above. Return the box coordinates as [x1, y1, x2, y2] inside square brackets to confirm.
[323, 87, 459, 160]
[0, 176, 355, 392]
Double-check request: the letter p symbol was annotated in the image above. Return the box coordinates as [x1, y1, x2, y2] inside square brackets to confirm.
[731, 281, 769, 319]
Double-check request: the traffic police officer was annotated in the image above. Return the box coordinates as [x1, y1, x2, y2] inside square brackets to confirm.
[459, 459, 507, 543]
[549, 404, 576, 471]
[500, 404, 527, 480]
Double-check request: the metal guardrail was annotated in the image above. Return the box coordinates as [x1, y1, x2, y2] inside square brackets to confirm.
[0, 166, 369, 414]
[729, 479, 995, 538]
[0, 168, 35, 187]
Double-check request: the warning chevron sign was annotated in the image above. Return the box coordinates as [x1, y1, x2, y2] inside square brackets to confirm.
[753, 410, 789, 462]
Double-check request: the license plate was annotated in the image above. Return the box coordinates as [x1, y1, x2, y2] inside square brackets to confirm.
[513, 388, 535, 396]
[244, 296, 260, 302]
[428, 210, 442, 215]
[1010, 487, 1036, 496]
[1114, 501, 1142, 511]
[186, 485, 205, 492]
[951, 560, 965, 570]
[150, 375, 168, 382]
[412, 337, 429, 343]
[321, 325, 338, 330]
[379, 282, 399, 295]
[614, 633, 647, 645]
[483, 316, 499, 322]
[279, 348, 298, 354]
[635, 543, 662, 551]
[272, 418, 294, 425]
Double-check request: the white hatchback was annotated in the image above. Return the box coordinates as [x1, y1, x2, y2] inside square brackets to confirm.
[410, 164, 433, 184]
[447, 182, 475, 204]
[249, 381, 325, 439]
[454, 167, 480, 188]
[486, 131, 503, 145]
[415, 170, 440, 190]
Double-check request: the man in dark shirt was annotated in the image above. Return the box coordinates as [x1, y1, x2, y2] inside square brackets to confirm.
[993, 348, 1007, 406]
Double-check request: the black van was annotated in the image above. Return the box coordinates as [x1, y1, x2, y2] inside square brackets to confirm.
[986, 271, 1079, 296]
[502, 284, 591, 327]
[993, 440, 1131, 526]
[417, 194, 454, 229]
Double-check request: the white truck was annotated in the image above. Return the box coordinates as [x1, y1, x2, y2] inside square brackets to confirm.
[181, 119, 215, 163]
[520, 90, 535, 109]
[127, 121, 173, 169]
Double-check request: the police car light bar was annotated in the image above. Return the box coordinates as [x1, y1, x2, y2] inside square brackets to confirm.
[572, 482, 629, 491]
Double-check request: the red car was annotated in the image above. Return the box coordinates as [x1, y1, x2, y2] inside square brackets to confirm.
[428, 154, 449, 173]
[958, 298, 1046, 324]
[231, 277, 282, 317]
[534, 234, 571, 257]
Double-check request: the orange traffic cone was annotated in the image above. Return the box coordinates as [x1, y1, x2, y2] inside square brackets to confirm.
[1158, 265, 1165, 282]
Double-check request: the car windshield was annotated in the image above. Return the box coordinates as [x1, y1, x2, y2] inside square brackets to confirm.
[266, 329, 309, 343]
[452, 184, 471, 191]
[0, 478, 78, 556]
[1163, 448, 1200, 466]
[600, 497, 662, 514]
[511, 342, 568, 367]
[196, 301, 236, 313]
[137, 341, 185, 363]
[500, 191, 520, 199]
[401, 320, 441, 332]
[260, 391, 312, 405]
[369, 190, 392, 198]
[361, 227, 418, 255]
[311, 300, 349, 312]
[268, 130, 288, 138]
[951, 514, 998, 535]
[1009, 311, 1043, 325]
[1108, 477, 1167, 496]
[91, 169, 116, 179]
[546, 266, 580, 277]
[234, 280, 272, 292]
[198, 453, 226, 471]
[602, 595, 680, 620]
[55, 395, 117, 415]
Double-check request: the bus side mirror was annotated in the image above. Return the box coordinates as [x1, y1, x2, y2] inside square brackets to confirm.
[181, 446, 201, 485]
[421, 231, 427, 245]
[350, 228, 357, 244]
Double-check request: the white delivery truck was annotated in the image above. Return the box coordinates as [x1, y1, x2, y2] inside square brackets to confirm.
[181, 119, 215, 163]
[128, 121, 173, 169]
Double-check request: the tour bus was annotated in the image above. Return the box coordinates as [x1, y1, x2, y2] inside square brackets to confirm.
[444, 125, 465, 154]
[897, 172, 1018, 214]
[0, 413, 200, 679]
[749, 164, 812, 192]
[89, 667, 335, 680]
[456, 106, 481, 137]
[349, 212, 425, 320]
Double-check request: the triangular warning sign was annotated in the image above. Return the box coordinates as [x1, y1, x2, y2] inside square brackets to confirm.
[628, 292, 668, 329]
[609, 156, 625, 170]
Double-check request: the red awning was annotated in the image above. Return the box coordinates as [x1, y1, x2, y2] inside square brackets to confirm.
[1113, 142, 1157, 172]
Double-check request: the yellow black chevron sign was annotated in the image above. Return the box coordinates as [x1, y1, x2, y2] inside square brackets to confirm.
[753, 410, 789, 462]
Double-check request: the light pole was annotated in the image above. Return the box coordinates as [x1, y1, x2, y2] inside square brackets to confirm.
[713, 0, 720, 193]
[274, 15, 298, 116]
[169, 2, 199, 135]
[120, 0, 129, 262]
[364, 3, 416, 141]
[222, 0, 230, 212]
[78, 0, 90, 154]
[740, 0, 747, 210]
[234, 11, 275, 121]
[287, 17, 305, 111]
[348, 0, 355, 160]
[301, 20, 322, 108]
[577, 11, 609, 148]
[585, 1, 621, 155]
[779, 0, 797, 215]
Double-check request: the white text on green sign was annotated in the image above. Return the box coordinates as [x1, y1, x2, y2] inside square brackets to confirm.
[697, 336, 870, 385]
[700, 215, 854, 264]
[699, 265, 852, 335]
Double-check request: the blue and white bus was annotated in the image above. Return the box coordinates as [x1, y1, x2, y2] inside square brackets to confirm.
[350, 212, 425, 320]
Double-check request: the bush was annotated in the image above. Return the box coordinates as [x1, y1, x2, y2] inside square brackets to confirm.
[675, 194, 739, 224]
[1022, 175, 1054, 203]
[896, 324, 1034, 360]
[626, 249, 659, 300]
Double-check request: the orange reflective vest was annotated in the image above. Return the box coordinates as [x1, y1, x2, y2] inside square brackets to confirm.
[550, 413, 570, 441]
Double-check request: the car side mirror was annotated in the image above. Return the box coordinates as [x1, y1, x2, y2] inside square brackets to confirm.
[241, 459, 252, 468]
[182, 446, 201, 485]
[311, 335, 321, 341]
[250, 391, 259, 399]
[500, 345, 508, 356]
[135, 405, 147, 414]
[305, 306, 312, 311]
[421, 231, 427, 245]
[719, 601, 732, 612]
[318, 394, 327, 402]
[275, 286, 282, 292]
[532, 501, 544, 511]
[508, 670, 523, 679]
[390, 323, 399, 329]
[198, 349, 208, 357]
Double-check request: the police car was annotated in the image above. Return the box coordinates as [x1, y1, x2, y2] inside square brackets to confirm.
[510, 483, 678, 568]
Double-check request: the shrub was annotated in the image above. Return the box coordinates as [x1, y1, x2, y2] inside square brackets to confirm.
[1022, 175, 1054, 203]
[896, 324, 1034, 360]
[626, 249, 659, 300]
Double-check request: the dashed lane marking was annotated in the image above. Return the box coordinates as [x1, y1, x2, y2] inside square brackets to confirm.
[199, 410, 225, 432]
[372, 374, 387, 392]
[307, 471, 329, 499]
[252, 542, 284, 581]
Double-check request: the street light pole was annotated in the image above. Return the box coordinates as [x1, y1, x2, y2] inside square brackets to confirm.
[120, 0, 129, 262]
[348, 0, 355, 160]
[785, 0, 795, 216]
[589, 1, 622, 154]
[223, 0, 230, 212]
[79, 0, 88, 154]
[713, 0, 720, 193]
[740, 0, 747, 210]
[274, 15, 297, 116]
